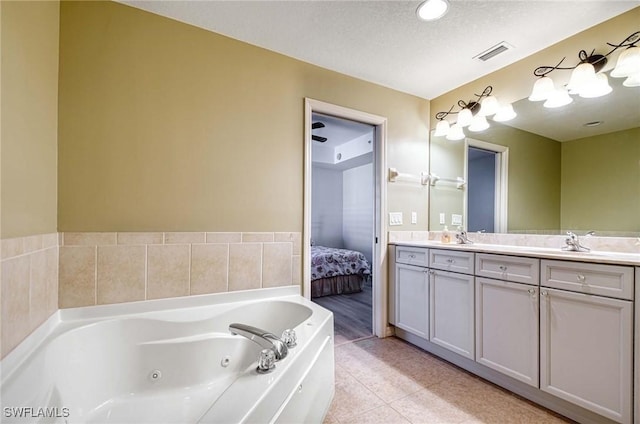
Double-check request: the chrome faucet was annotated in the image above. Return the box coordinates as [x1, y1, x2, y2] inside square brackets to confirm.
[562, 231, 595, 252]
[455, 230, 473, 244]
[229, 323, 289, 361]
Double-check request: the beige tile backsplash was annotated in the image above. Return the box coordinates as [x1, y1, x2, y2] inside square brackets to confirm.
[0, 231, 300, 358]
[61, 231, 301, 306]
[1, 233, 59, 358]
[96, 245, 146, 305]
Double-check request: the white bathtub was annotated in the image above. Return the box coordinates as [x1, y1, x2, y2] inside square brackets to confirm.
[1, 287, 334, 423]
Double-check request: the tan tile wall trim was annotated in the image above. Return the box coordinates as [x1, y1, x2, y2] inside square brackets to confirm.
[1, 233, 59, 358]
[59, 232, 302, 309]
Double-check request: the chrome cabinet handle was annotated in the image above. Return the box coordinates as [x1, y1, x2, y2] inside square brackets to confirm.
[528, 288, 536, 294]
[428, 269, 436, 275]
[408, 254, 416, 259]
[499, 265, 508, 271]
[576, 274, 586, 283]
[540, 290, 548, 297]
[446, 258, 455, 263]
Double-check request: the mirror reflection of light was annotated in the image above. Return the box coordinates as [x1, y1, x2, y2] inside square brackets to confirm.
[543, 87, 573, 108]
[446, 124, 465, 141]
[493, 104, 517, 122]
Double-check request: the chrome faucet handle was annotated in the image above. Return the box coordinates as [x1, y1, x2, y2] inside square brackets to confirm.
[229, 323, 289, 360]
[281, 329, 297, 348]
[455, 230, 473, 244]
[257, 349, 276, 374]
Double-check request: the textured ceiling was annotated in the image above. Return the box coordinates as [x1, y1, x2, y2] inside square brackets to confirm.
[119, 1, 639, 99]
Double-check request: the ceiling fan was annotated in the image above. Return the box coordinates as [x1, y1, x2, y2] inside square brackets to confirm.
[312, 122, 327, 143]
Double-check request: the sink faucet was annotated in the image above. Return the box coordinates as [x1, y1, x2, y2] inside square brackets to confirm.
[562, 231, 595, 252]
[229, 323, 289, 361]
[455, 230, 473, 244]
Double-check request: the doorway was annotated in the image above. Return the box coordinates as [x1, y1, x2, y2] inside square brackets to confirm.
[303, 99, 389, 339]
[464, 139, 508, 233]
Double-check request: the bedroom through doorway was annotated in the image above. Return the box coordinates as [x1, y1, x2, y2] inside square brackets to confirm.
[309, 112, 376, 345]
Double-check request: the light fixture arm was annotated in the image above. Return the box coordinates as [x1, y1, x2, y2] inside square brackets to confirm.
[436, 85, 493, 121]
[533, 31, 640, 78]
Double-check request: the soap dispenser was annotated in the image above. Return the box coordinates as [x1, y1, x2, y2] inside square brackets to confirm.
[441, 226, 451, 244]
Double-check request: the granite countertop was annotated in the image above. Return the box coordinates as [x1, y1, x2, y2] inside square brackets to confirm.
[391, 240, 640, 267]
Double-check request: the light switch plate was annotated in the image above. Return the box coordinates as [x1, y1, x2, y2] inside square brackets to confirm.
[411, 212, 417, 224]
[439, 213, 445, 225]
[389, 212, 403, 226]
[451, 214, 463, 226]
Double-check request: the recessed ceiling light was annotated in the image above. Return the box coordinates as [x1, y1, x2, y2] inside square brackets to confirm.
[416, 0, 450, 21]
[584, 121, 603, 127]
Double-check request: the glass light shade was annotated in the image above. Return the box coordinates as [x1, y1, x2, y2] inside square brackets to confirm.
[434, 119, 450, 136]
[446, 124, 465, 141]
[493, 103, 517, 122]
[457, 108, 473, 127]
[468, 115, 489, 132]
[611, 46, 640, 78]
[416, 0, 449, 21]
[479, 95, 499, 116]
[528, 76, 555, 101]
[543, 87, 573, 108]
[567, 62, 597, 95]
[623, 72, 640, 87]
[579, 73, 612, 98]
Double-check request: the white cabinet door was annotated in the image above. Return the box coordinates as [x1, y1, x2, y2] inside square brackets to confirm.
[540, 288, 633, 424]
[429, 269, 474, 359]
[395, 263, 429, 339]
[475, 277, 538, 387]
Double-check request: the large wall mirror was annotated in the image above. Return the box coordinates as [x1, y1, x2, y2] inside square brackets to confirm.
[429, 68, 640, 236]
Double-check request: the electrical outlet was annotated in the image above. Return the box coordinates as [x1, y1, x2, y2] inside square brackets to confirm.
[439, 213, 445, 225]
[389, 212, 403, 226]
[411, 212, 417, 224]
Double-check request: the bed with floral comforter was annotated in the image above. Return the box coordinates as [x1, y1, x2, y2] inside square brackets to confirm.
[311, 245, 371, 298]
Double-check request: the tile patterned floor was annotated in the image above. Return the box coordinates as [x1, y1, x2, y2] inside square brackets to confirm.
[325, 336, 574, 424]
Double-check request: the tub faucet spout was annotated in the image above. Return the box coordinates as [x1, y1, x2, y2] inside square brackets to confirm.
[229, 323, 288, 361]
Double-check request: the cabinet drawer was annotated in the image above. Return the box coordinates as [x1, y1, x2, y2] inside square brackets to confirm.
[396, 246, 429, 267]
[541, 260, 634, 300]
[429, 249, 474, 275]
[476, 253, 540, 286]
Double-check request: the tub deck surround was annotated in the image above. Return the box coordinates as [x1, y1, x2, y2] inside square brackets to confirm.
[59, 232, 302, 308]
[0, 286, 335, 424]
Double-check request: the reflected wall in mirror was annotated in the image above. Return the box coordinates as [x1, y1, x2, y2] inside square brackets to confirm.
[429, 71, 640, 236]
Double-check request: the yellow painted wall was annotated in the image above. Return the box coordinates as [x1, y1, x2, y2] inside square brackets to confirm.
[561, 128, 640, 232]
[57, 1, 430, 232]
[1, 1, 59, 239]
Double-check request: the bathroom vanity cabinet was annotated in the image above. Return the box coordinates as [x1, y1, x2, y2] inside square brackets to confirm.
[475, 253, 540, 387]
[395, 262, 429, 338]
[390, 243, 638, 424]
[428, 250, 475, 360]
[539, 260, 634, 423]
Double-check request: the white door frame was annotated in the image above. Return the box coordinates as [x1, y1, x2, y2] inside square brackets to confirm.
[463, 138, 509, 233]
[303, 98, 389, 338]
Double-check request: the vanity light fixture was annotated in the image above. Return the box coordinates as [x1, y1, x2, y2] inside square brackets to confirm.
[416, 0, 449, 21]
[529, 30, 640, 106]
[434, 86, 516, 141]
